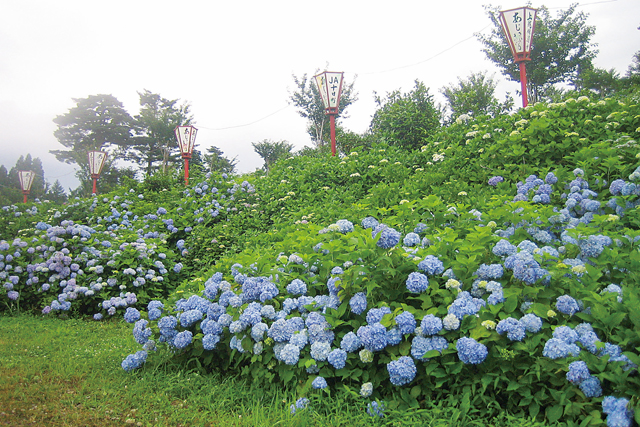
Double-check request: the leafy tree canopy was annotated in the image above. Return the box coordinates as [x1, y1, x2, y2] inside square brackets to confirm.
[477, 4, 598, 103]
[204, 146, 237, 175]
[289, 71, 358, 147]
[370, 80, 442, 150]
[441, 71, 513, 122]
[252, 140, 294, 173]
[51, 94, 133, 166]
[127, 90, 194, 175]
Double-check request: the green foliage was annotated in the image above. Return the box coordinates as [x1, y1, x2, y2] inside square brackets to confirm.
[441, 71, 514, 122]
[127, 90, 194, 176]
[252, 139, 295, 173]
[204, 146, 237, 175]
[51, 94, 133, 166]
[370, 80, 442, 150]
[3, 90, 640, 425]
[478, 5, 598, 103]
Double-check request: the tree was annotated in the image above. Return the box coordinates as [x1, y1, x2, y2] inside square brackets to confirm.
[127, 90, 194, 175]
[370, 80, 442, 150]
[577, 67, 624, 97]
[45, 180, 68, 204]
[51, 94, 133, 167]
[252, 140, 294, 173]
[441, 71, 513, 121]
[204, 146, 237, 175]
[477, 4, 598, 103]
[289, 71, 358, 147]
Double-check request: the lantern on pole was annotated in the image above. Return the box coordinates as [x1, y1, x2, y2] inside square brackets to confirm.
[174, 125, 198, 186]
[18, 170, 35, 203]
[498, 6, 537, 107]
[314, 71, 344, 156]
[88, 150, 108, 195]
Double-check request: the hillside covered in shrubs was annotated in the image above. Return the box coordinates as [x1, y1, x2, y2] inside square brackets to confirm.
[2, 93, 640, 426]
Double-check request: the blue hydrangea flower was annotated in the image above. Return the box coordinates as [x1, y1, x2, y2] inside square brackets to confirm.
[361, 217, 379, 229]
[310, 342, 331, 361]
[286, 279, 307, 296]
[280, 344, 301, 365]
[411, 336, 448, 362]
[496, 317, 526, 341]
[403, 232, 421, 247]
[579, 376, 602, 397]
[519, 313, 542, 333]
[602, 396, 633, 427]
[180, 309, 203, 327]
[124, 307, 141, 324]
[336, 219, 354, 234]
[312, 376, 327, 389]
[367, 401, 385, 418]
[290, 397, 309, 415]
[173, 331, 193, 349]
[374, 225, 401, 249]
[418, 255, 444, 276]
[357, 323, 388, 352]
[133, 319, 152, 345]
[349, 292, 367, 315]
[366, 307, 392, 324]
[406, 269, 430, 293]
[492, 239, 517, 257]
[340, 331, 362, 353]
[556, 295, 580, 316]
[327, 348, 348, 369]
[387, 356, 417, 386]
[395, 311, 416, 335]
[289, 330, 309, 348]
[420, 314, 443, 336]
[202, 333, 221, 350]
[456, 337, 488, 365]
[566, 361, 590, 384]
[121, 350, 147, 372]
[553, 326, 579, 344]
[542, 338, 580, 359]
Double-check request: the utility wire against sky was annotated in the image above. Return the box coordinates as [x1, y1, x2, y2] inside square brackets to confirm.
[167, 0, 620, 133]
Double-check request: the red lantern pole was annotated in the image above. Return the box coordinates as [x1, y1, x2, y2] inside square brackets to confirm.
[329, 114, 337, 156]
[519, 62, 529, 108]
[23, 192, 28, 204]
[184, 157, 190, 186]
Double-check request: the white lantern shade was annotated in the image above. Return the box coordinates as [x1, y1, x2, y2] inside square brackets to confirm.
[18, 170, 35, 193]
[174, 125, 198, 158]
[499, 7, 537, 61]
[88, 151, 108, 177]
[314, 71, 344, 111]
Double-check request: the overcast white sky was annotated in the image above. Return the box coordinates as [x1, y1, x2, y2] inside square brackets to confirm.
[0, 0, 638, 193]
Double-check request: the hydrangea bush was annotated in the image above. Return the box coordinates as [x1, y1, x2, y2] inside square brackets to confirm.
[122, 166, 640, 425]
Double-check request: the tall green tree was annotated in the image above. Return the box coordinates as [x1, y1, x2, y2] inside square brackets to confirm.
[45, 180, 68, 204]
[370, 80, 442, 150]
[127, 90, 194, 175]
[252, 140, 294, 173]
[477, 4, 598, 103]
[289, 71, 358, 147]
[51, 94, 133, 166]
[204, 146, 237, 175]
[441, 71, 513, 121]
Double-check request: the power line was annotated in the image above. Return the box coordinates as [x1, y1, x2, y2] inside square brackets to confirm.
[197, 104, 291, 131]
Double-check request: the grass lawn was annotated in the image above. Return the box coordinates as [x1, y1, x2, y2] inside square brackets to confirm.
[0, 314, 550, 427]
